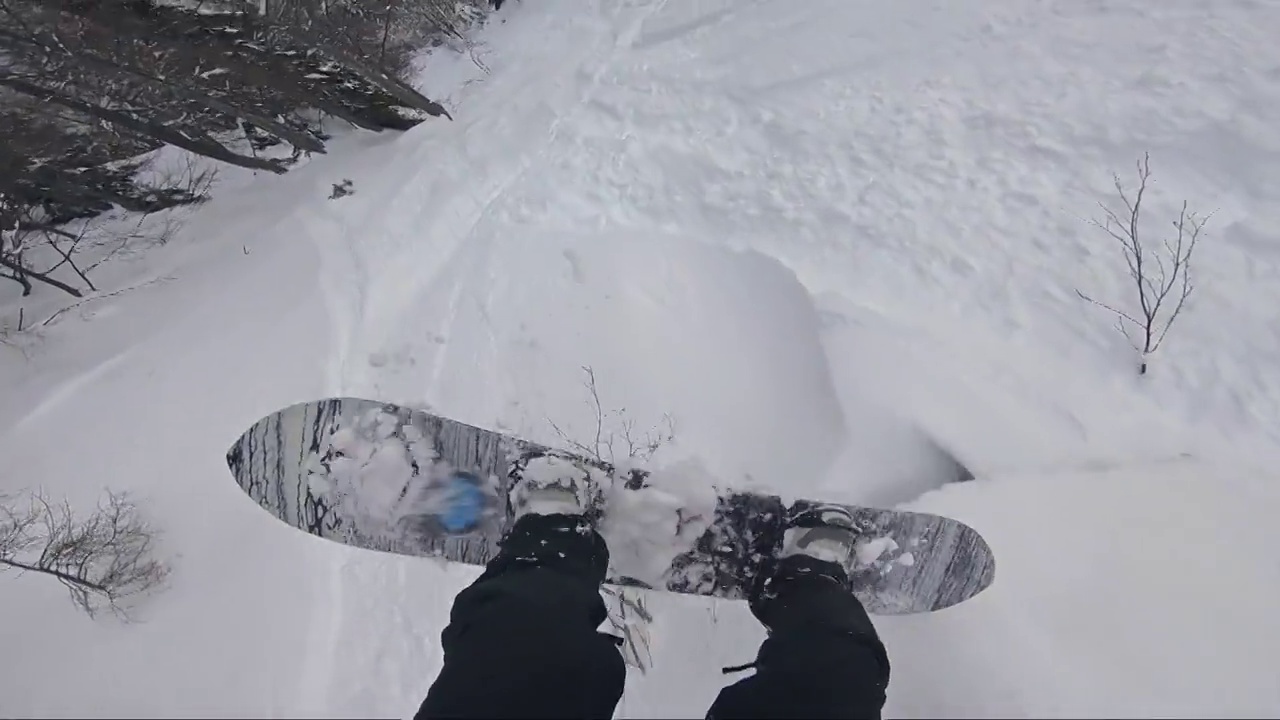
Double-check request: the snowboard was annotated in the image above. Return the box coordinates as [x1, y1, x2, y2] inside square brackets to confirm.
[226, 398, 995, 615]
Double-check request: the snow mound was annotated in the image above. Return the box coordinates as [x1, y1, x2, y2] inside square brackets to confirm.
[337, 226, 850, 494]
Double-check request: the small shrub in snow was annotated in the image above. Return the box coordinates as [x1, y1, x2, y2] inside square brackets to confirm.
[1076, 153, 1212, 374]
[547, 365, 676, 468]
[0, 488, 171, 620]
[547, 365, 676, 675]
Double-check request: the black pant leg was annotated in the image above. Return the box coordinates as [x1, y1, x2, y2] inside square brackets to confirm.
[707, 563, 890, 720]
[416, 515, 626, 719]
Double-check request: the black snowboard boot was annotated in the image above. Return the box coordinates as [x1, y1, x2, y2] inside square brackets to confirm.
[709, 505, 889, 719]
[418, 453, 626, 719]
[748, 503, 865, 632]
[482, 452, 610, 585]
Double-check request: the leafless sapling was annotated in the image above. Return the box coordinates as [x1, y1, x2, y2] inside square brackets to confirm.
[1076, 153, 1212, 374]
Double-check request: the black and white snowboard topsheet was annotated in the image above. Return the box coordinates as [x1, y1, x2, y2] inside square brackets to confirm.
[226, 398, 995, 615]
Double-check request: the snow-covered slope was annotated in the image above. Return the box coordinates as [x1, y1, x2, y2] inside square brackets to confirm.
[3, 0, 1279, 716]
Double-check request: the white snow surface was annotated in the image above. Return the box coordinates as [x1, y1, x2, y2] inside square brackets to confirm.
[3, 0, 1280, 716]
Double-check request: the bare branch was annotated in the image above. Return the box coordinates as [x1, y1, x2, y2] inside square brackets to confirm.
[1075, 287, 1141, 326]
[601, 584, 654, 674]
[0, 488, 171, 620]
[0, 251, 83, 297]
[40, 275, 172, 328]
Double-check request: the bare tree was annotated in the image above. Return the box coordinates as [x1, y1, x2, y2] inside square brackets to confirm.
[0, 489, 171, 620]
[1076, 153, 1213, 374]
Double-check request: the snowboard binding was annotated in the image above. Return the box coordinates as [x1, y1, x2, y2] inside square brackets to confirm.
[746, 502, 873, 628]
[506, 448, 610, 525]
[781, 503, 867, 571]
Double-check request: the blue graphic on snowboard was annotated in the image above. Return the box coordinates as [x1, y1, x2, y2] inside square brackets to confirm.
[436, 472, 487, 533]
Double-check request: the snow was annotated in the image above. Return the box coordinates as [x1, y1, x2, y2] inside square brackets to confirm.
[600, 458, 719, 587]
[855, 536, 900, 568]
[3, 0, 1280, 716]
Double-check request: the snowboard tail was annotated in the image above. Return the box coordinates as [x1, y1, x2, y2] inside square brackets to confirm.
[226, 398, 994, 615]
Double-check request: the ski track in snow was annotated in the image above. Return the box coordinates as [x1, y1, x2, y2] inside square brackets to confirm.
[11, 347, 135, 434]
[2, 0, 1279, 716]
